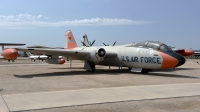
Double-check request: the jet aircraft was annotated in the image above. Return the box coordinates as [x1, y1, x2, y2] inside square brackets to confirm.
[2, 30, 186, 74]
[28, 53, 48, 61]
[27, 53, 63, 62]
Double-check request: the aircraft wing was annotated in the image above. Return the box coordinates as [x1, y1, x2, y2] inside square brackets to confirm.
[0, 43, 26, 50]
[0, 43, 26, 46]
[27, 45, 64, 49]
[16, 48, 117, 59]
[17, 48, 90, 57]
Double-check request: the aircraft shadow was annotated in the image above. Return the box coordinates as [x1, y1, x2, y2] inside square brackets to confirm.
[140, 72, 199, 79]
[13, 68, 198, 79]
[49, 67, 85, 69]
[0, 89, 3, 92]
[49, 66, 105, 69]
[153, 68, 199, 72]
[14, 69, 131, 78]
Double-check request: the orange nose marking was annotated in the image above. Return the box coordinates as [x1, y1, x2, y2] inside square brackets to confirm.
[1, 49, 18, 59]
[158, 52, 178, 69]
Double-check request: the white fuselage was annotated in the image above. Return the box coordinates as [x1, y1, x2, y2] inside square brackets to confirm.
[102, 46, 162, 69]
[64, 46, 165, 69]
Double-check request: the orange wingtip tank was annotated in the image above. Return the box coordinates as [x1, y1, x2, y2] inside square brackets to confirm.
[59, 58, 65, 64]
[1, 48, 18, 59]
[176, 50, 194, 56]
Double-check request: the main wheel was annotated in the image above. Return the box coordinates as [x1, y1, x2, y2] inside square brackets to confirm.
[89, 62, 95, 72]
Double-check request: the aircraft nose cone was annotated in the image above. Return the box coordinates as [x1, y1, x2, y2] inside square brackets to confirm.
[159, 51, 186, 68]
[175, 54, 186, 67]
[158, 52, 179, 69]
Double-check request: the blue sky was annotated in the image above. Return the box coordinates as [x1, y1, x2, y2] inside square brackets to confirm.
[0, 0, 199, 52]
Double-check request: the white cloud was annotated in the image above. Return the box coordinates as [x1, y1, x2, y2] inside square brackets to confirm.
[0, 14, 152, 29]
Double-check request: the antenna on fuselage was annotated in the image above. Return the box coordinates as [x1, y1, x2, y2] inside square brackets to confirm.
[103, 41, 117, 47]
[112, 41, 116, 46]
[90, 40, 95, 46]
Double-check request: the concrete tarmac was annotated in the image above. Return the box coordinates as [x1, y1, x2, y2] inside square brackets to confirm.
[1, 83, 200, 111]
[0, 95, 9, 112]
[0, 59, 200, 112]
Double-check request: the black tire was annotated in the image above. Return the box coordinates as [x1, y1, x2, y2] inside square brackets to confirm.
[141, 68, 149, 74]
[89, 62, 95, 72]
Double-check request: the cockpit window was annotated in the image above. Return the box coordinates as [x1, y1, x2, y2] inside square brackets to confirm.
[159, 44, 172, 51]
[135, 41, 147, 47]
[133, 41, 172, 51]
[146, 42, 160, 50]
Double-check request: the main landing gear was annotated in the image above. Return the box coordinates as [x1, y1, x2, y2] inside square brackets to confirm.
[88, 62, 95, 72]
[84, 61, 96, 72]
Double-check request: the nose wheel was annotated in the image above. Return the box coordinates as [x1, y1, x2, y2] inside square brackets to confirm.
[141, 68, 149, 74]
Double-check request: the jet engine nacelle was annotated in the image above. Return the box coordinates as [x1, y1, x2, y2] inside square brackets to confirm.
[1, 48, 18, 60]
[84, 47, 106, 62]
[46, 58, 65, 64]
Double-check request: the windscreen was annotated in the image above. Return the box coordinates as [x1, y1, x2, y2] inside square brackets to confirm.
[159, 44, 172, 51]
[134, 41, 172, 51]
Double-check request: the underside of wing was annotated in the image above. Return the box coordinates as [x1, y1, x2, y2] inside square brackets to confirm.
[17, 48, 90, 57]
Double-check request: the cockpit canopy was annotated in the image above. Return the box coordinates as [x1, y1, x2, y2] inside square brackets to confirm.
[133, 41, 172, 51]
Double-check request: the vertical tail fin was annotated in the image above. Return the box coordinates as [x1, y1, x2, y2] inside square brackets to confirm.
[65, 30, 78, 49]
[82, 34, 95, 47]
[82, 34, 91, 47]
